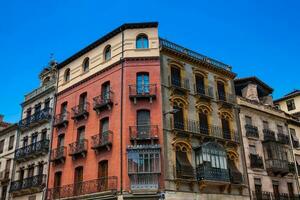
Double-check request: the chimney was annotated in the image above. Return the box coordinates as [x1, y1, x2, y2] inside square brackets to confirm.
[241, 84, 259, 101]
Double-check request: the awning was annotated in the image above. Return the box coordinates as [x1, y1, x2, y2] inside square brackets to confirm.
[176, 151, 194, 178]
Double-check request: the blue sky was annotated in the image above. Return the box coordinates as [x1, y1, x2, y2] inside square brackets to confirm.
[0, 0, 299, 123]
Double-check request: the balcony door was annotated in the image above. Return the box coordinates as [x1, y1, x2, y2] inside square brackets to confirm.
[100, 118, 109, 142]
[288, 182, 294, 198]
[101, 82, 110, 101]
[98, 161, 108, 190]
[35, 103, 41, 114]
[57, 134, 64, 148]
[173, 104, 184, 130]
[217, 81, 226, 101]
[221, 118, 231, 140]
[54, 171, 62, 198]
[28, 166, 34, 178]
[137, 73, 149, 94]
[171, 66, 181, 87]
[74, 166, 83, 195]
[38, 163, 43, 175]
[196, 75, 205, 95]
[199, 112, 209, 135]
[79, 93, 87, 111]
[77, 127, 85, 142]
[26, 108, 32, 124]
[273, 182, 280, 199]
[137, 110, 150, 138]
[19, 169, 24, 181]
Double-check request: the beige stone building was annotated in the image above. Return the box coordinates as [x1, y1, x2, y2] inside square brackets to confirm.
[9, 62, 57, 200]
[274, 90, 300, 120]
[0, 119, 17, 200]
[235, 77, 299, 200]
[160, 39, 249, 200]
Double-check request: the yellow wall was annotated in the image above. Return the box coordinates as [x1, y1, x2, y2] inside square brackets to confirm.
[277, 95, 300, 115]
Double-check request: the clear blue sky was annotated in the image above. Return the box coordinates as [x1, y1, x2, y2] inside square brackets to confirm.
[1, 0, 299, 123]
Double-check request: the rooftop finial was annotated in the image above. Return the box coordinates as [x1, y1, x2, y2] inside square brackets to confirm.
[49, 53, 57, 67]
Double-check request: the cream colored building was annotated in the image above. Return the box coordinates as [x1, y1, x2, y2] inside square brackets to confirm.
[9, 62, 57, 200]
[235, 77, 299, 200]
[0, 122, 17, 200]
[274, 90, 300, 120]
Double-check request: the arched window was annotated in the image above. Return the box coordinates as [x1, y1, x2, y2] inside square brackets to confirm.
[171, 66, 181, 87]
[217, 81, 226, 101]
[195, 142, 229, 181]
[136, 34, 149, 49]
[195, 75, 205, 95]
[175, 143, 194, 179]
[199, 111, 209, 135]
[104, 45, 111, 61]
[173, 102, 184, 130]
[220, 113, 231, 140]
[136, 72, 149, 94]
[101, 81, 111, 100]
[64, 68, 70, 82]
[82, 57, 89, 72]
[137, 109, 150, 137]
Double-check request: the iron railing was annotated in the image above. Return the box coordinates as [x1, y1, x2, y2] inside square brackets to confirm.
[170, 77, 190, 91]
[15, 139, 49, 162]
[195, 86, 214, 98]
[250, 154, 264, 169]
[51, 146, 67, 162]
[10, 174, 46, 193]
[245, 124, 259, 138]
[129, 125, 159, 140]
[25, 79, 56, 101]
[71, 102, 90, 119]
[217, 92, 235, 104]
[159, 38, 232, 71]
[93, 91, 113, 111]
[175, 166, 195, 179]
[277, 133, 290, 145]
[19, 108, 52, 128]
[196, 163, 230, 182]
[47, 176, 117, 199]
[252, 191, 273, 200]
[91, 131, 113, 149]
[263, 129, 276, 142]
[129, 174, 159, 190]
[265, 159, 289, 174]
[129, 84, 157, 98]
[53, 112, 69, 127]
[69, 139, 88, 156]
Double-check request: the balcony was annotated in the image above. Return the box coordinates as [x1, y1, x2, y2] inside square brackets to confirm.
[19, 108, 52, 130]
[277, 133, 290, 145]
[71, 103, 90, 121]
[10, 174, 46, 196]
[196, 163, 230, 183]
[15, 139, 49, 162]
[250, 154, 264, 169]
[93, 92, 113, 113]
[50, 146, 67, 164]
[69, 139, 88, 159]
[195, 86, 214, 100]
[25, 79, 56, 101]
[288, 162, 296, 174]
[245, 124, 259, 138]
[216, 92, 235, 106]
[265, 159, 289, 176]
[0, 169, 10, 183]
[129, 174, 159, 191]
[169, 77, 190, 95]
[252, 191, 273, 200]
[263, 129, 276, 142]
[175, 166, 195, 180]
[91, 131, 113, 152]
[129, 84, 157, 103]
[47, 177, 117, 200]
[53, 112, 69, 129]
[129, 125, 159, 142]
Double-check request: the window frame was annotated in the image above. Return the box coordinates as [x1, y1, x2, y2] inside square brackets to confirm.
[136, 34, 149, 49]
[104, 45, 111, 61]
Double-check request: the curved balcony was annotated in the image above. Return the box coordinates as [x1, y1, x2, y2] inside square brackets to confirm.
[129, 125, 159, 141]
[71, 103, 90, 121]
[265, 159, 289, 176]
[51, 146, 67, 164]
[277, 133, 290, 145]
[47, 176, 117, 200]
[91, 131, 113, 152]
[69, 139, 88, 159]
[53, 112, 69, 129]
[93, 92, 113, 113]
[129, 84, 157, 103]
[245, 124, 259, 138]
[10, 174, 46, 196]
[19, 108, 52, 130]
[263, 129, 276, 142]
[15, 139, 49, 162]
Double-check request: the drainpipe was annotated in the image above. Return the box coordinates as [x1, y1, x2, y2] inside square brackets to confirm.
[120, 27, 125, 195]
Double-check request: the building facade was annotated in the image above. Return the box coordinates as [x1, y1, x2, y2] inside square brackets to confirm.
[235, 77, 299, 200]
[0, 122, 17, 200]
[274, 90, 300, 120]
[47, 22, 164, 200]
[9, 63, 57, 200]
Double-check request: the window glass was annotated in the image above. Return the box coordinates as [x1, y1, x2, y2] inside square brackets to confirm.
[136, 34, 149, 49]
[137, 73, 149, 94]
[104, 46, 111, 61]
[83, 57, 89, 72]
[286, 99, 296, 111]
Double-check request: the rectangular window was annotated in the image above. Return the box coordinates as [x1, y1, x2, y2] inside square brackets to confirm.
[249, 144, 256, 155]
[8, 135, 14, 150]
[245, 116, 252, 125]
[54, 171, 62, 188]
[0, 140, 4, 154]
[288, 182, 294, 197]
[34, 103, 42, 114]
[128, 150, 160, 174]
[28, 166, 34, 178]
[23, 136, 28, 147]
[171, 67, 181, 87]
[44, 98, 50, 109]
[77, 126, 85, 141]
[286, 99, 296, 111]
[277, 125, 283, 134]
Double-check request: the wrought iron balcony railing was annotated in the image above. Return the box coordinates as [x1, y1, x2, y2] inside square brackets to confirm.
[10, 174, 46, 194]
[71, 103, 90, 120]
[47, 176, 117, 200]
[172, 120, 239, 143]
[51, 146, 67, 164]
[195, 86, 214, 99]
[265, 159, 289, 175]
[277, 133, 290, 145]
[250, 154, 264, 169]
[93, 91, 114, 113]
[196, 163, 230, 182]
[19, 108, 52, 129]
[91, 131, 113, 151]
[129, 174, 159, 191]
[15, 139, 49, 162]
[129, 125, 159, 141]
[263, 129, 276, 142]
[159, 38, 232, 71]
[69, 139, 88, 158]
[175, 166, 195, 179]
[252, 191, 273, 200]
[229, 169, 243, 184]
[216, 92, 235, 104]
[129, 84, 157, 102]
[0, 169, 10, 182]
[245, 124, 259, 138]
[53, 112, 69, 128]
[169, 77, 190, 92]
